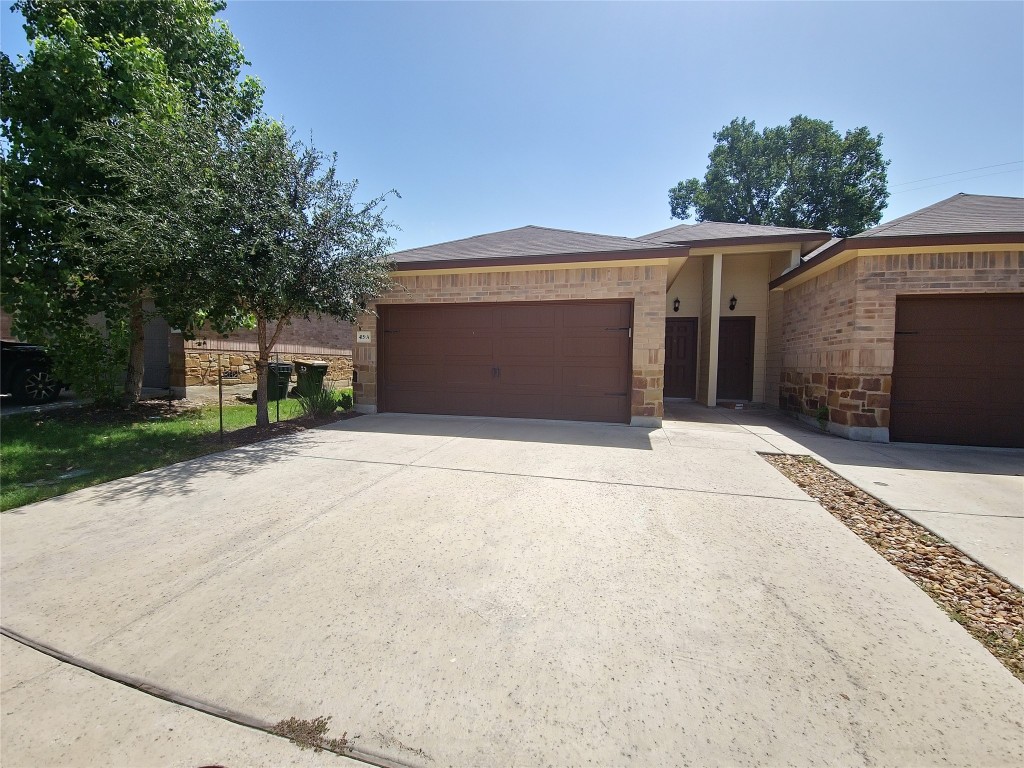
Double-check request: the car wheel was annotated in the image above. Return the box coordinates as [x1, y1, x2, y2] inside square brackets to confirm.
[11, 366, 61, 405]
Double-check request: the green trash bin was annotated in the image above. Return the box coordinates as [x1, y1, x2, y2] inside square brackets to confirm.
[252, 362, 292, 401]
[293, 359, 330, 395]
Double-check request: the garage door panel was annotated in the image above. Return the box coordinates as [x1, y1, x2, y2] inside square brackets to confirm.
[381, 301, 632, 423]
[564, 394, 628, 421]
[562, 365, 626, 391]
[562, 335, 628, 359]
[495, 336, 556, 358]
[892, 294, 1024, 448]
[563, 303, 629, 328]
[443, 336, 494, 357]
[499, 365, 557, 387]
[386, 363, 443, 386]
[497, 305, 557, 329]
[445, 363, 496, 385]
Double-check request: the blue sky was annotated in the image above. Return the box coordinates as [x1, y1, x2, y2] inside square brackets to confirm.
[3, 1, 1023, 251]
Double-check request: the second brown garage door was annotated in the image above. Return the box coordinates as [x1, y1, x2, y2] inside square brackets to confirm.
[379, 301, 632, 423]
[891, 294, 1024, 448]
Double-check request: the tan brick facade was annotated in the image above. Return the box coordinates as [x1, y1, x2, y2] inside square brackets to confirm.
[777, 249, 1024, 435]
[353, 264, 668, 423]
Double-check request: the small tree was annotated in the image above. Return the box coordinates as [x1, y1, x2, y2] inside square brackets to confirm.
[668, 115, 890, 237]
[210, 120, 396, 425]
[73, 112, 397, 426]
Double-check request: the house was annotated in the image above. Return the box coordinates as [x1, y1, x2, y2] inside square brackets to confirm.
[351, 223, 829, 426]
[351, 193, 1023, 448]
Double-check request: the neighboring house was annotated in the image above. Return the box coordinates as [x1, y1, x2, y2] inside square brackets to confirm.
[177, 317, 355, 393]
[351, 193, 1022, 448]
[0, 304, 355, 395]
[770, 193, 1023, 448]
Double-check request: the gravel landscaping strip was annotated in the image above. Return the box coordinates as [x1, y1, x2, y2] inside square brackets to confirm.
[763, 453, 1024, 682]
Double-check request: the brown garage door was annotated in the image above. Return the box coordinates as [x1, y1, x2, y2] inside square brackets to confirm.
[891, 294, 1024, 448]
[380, 301, 632, 423]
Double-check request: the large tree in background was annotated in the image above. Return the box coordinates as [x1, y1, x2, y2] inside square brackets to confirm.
[1, 0, 262, 405]
[668, 116, 890, 237]
[71, 113, 397, 426]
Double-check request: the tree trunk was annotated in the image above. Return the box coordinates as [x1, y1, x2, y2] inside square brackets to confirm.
[255, 317, 270, 427]
[121, 297, 146, 409]
[255, 315, 289, 428]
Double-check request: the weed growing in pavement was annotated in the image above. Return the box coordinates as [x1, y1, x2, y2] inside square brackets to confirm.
[272, 715, 348, 754]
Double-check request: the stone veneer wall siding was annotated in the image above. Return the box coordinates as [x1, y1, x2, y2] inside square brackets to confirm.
[353, 264, 668, 422]
[779, 249, 1024, 436]
[183, 351, 353, 387]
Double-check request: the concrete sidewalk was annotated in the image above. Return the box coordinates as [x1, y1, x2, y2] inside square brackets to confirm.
[664, 401, 1024, 589]
[2, 412, 1022, 766]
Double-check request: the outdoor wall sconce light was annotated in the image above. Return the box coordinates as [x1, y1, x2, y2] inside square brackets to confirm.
[729, 295, 738, 311]
[673, 298, 680, 313]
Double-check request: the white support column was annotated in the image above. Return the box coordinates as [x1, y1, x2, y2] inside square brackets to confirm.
[706, 253, 723, 407]
[789, 247, 802, 271]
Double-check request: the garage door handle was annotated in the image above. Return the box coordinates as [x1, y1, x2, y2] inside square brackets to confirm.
[605, 392, 627, 396]
[492, 367, 501, 378]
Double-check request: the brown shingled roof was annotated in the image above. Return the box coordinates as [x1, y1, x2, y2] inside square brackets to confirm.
[640, 220, 829, 244]
[851, 193, 1024, 238]
[391, 225, 677, 267]
[770, 193, 1024, 290]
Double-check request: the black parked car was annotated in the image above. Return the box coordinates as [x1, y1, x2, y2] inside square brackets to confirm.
[1, 340, 64, 404]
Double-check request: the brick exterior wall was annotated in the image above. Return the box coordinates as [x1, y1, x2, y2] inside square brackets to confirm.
[778, 249, 1024, 434]
[353, 264, 667, 423]
[185, 315, 356, 390]
[0, 308, 14, 340]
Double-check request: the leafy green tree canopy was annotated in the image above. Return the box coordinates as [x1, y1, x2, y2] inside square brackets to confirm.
[1, 0, 262, 404]
[71, 110, 397, 425]
[668, 115, 890, 237]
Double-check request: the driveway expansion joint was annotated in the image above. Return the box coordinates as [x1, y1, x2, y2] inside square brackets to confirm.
[288, 452, 820, 505]
[0, 626, 416, 768]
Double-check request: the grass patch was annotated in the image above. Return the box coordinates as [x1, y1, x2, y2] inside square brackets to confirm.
[0, 389, 352, 511]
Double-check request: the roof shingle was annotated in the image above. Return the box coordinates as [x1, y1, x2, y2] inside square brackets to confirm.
[851, 193, 1024, 238]
[391, 225, 672, 265]
[640, 220, 829, 244]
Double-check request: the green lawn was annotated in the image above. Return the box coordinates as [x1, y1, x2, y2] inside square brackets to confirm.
[0, 392, 349, 511]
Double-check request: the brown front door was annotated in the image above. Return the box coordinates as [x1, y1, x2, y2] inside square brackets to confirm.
[380, 300, 632, 423]
[665, 318, 698, 398]
[891, 294, 1024, 448]
[717, 316, 755, 401]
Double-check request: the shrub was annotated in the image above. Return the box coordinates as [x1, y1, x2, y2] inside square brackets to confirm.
[338, 390, 353, 410]
[295, 381, 339, 418]
[43, 318, 131, 406]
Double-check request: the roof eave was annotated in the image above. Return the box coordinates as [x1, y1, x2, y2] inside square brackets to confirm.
[391, 245, 690, 272]
[769, 231, 1024, 290]
[661, 232, 830, 249]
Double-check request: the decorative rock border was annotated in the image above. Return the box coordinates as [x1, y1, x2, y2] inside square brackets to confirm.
[763, 453, 1023, 682]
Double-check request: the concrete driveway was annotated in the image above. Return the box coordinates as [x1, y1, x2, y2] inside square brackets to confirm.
[2, 412, 1022, 767]
[664, 402, 1024, 590]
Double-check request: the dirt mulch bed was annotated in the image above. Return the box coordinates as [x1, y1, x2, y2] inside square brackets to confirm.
[763, 453, 1023, 682]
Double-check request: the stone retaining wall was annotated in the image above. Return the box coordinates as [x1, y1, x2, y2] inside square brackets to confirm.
[184, 351, 353, 388]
